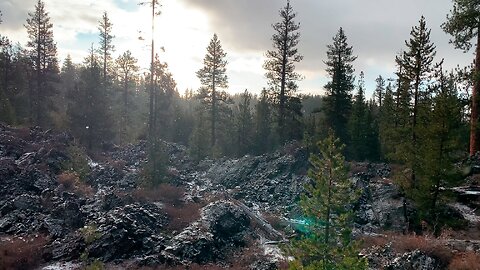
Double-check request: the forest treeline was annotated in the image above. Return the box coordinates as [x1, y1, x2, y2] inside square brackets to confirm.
[1, 0, 480, 267]
[0, 0, 478, 211]
[0, 0, 471, 158]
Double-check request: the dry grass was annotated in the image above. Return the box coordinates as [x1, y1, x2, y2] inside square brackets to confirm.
[0, 235, 49, 270]
[448, 252, 480, 270]
[163, 203, 202, 232]
[133, 184, 185, 205]
[262, 212, 285, 231]
[362, 233, 454, 266]
[57, 172, 94, 196]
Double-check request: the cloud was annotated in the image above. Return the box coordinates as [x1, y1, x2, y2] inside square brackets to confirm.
[0, 0, 474, 95]
[180, 0, 473, 94]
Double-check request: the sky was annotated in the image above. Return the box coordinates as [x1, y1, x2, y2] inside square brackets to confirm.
[0, 0, 474, 96]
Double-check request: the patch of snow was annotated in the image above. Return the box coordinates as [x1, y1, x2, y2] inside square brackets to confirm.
[87, 156, 101, 169]
[41, 262, 80, 270]
[450, 203, 480, 224]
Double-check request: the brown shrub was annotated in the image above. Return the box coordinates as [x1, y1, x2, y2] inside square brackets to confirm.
[133, 184, 185, 205]
[0, 235, 49, 270]
[448, 252, 480, 270]
[361, 234, 454, 266]
[164, 203, 202, 232]
[360, 235, 389, 249]
[348, 162, 368, 176]
[57, 172, 94, 196]
[262, 212, 284, 231]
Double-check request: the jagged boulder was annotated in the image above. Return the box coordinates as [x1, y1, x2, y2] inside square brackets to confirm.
[386, 250, 440, 270]
[85, 203, 168, 261]
[163, 201, 251, 264]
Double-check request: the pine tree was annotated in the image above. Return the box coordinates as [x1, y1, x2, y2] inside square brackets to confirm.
[25, 0, 59, 126]
[396, 16, 437, 187]
[55, 54, 77, 128]
[196, 33, 229, 150]
[189, 107, 210, 161]
[379, 82, 396, 159]
[254, 88, 272, 154]
[414, 66, 463, 233]
[289, 133, 367, 269]
[115, 50, 139, 144]
[442, 0, 480, 155]
[154, 57, 177, 141]
[67, 46, 112, 150]
[375, 75, 385, 107]
[234, 89, 253, 156]
[98, 11, 115, 85]
[347, 71, 368, 160]
[324, 27, 357, 146]
[0, 19, 15, 124]
[264, 0, 303, 144]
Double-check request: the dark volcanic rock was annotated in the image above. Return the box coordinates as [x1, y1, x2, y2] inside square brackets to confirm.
[163, 201, 251, 264]
[86, 203, 168, 262]
[385, 250, 440, 270]
[47, 233, 86, 261]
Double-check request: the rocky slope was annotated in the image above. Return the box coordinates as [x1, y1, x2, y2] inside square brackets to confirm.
[0, 124, 479, 269]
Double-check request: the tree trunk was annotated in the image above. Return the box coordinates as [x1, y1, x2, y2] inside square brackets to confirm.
[211, 45, 217, 148]
[123, 75, 128, 144]
[279, 7, 289, 144]
[470, 28, 480, 156]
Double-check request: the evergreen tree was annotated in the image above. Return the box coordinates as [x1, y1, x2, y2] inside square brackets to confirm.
[55, 54, 77, 128]
[324, 27, 357, 146]
[0, 21, 15, 124]
[25, 0, 59, 126]
[375, 75, 385, 107]
[254, 88, 272, 154]
[67, 46, 112, 150]
[379, 82, 396, 159]
[442, 0, 480, 155]
[154, 58, 177, 141]
[115, 50, 139, 144]
[414, 66, 463, 233]
[234, 89, 253, 156]
[289, 133, 367, 269]
[98, 11, 115, 85]
[264, 0, 303, 143]
[196, 33, 229, 150]
[396, 16, 437, 187]
[347, 72, 368, 160]
[365, 100, 381, 161]
[189, 107, 210, 161]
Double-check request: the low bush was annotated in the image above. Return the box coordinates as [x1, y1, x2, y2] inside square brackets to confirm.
[362, 233, 454, 267]
[0, 235, 49, 270]
[133, 184, 185, 205]
[57, 172, 94, 197]
[448, 252, 480, 270]
[164, 203, 202, 232]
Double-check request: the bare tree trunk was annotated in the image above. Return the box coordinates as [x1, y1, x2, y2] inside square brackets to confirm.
[470, 28, 480, 156]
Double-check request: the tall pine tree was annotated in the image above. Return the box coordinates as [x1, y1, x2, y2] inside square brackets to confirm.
[324, 27, 357, 146]
[25, 0, 59, 127]
[396, 16, 437, 187]
[348, 71, 368, 160]
[196, 33, 228, 150]
[264, 0, 303, 144]
[442, 0, 480, 155]
[115, 50, 139, 144]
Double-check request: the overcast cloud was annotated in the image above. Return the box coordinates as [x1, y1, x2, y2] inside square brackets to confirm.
[0, 0, 474, 96]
